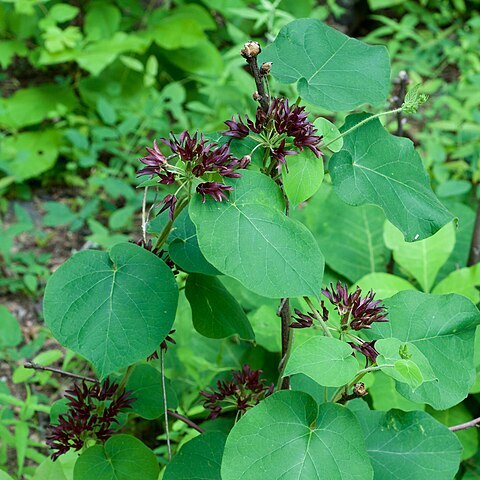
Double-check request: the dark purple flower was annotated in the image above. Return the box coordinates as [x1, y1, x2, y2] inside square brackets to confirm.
[161, 130, 207, 162]
[349, 341, 379, 364]
[322, 282, 388, 330]
[223, 115, 249, 139]
[196, 182, 233, 203]
[46, 379, 134, 461]
[157, 194, 177, 221]
[290, 308, 314, 329]
[137, 140, 169, 178]
[271, 139, 297, 170]
[147, 329, 177, 360]
[200, 365, 274, 419]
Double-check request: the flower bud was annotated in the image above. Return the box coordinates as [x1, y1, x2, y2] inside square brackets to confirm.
[241, 41, 261, 58]
[252, 91, 261, 101]
[353, 383, 368, 397]
[260, 62, 272, 75]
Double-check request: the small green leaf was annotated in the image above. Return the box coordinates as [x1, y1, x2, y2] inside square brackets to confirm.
[74, 435, 159, 480]
[285, 336, 359, 387]
[126, 364, 178, 420]
[282, 149, 324, 205]
[32, 457, 68, 480]
[185, 274, 254, 340]
[384, 221, 455, 292]
[354, 273, 417, 299]
[0, 306, 22, 349]
[314, 118, 343, 152]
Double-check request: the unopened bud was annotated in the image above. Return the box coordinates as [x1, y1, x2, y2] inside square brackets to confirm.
[241, 41, 261, 58]
[240, 155, 251, 169]
[353, 383, 368, 397]
[260, 62, 272, 75]
[252, 91, 261, 101]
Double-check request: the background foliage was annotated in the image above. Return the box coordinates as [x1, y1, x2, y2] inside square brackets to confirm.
[1, 0, 480, 478]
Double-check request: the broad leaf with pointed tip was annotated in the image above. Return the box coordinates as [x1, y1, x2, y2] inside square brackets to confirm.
[221, 391, 373, 480]
[74, 435, 159, 480]
[285, 336, 359, 387]
[185, 273, 254, 339]
[43, 243, 178, 377]
[261, 19, 390, 111]
[190, 170, 324, 298]
[164, 432, 227, 480]
[330, 114, 453, 241]
[354, 409, 462, 480]
[366, 291, 480, 409]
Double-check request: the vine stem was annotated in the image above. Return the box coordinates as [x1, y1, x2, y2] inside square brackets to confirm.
[153, 195, 189, 252]
[303, 297, 333, 338]
[322, 107, 403, 149]
[23, 361, 205, 433]
[141, 186, 149, 244]
[161, 349, 172, 461]
[449, 417, 480, 432]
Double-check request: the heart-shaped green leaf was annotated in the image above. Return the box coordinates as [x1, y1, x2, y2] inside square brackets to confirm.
[354, 409, 462, 480]
[190, 170, 324, 298]
[44, 243, 178, 377]
[261, 19, 390, 111]
[330, 114, 453, 242]
[221, 391, 373, 480]
[74, 435, 159, 480]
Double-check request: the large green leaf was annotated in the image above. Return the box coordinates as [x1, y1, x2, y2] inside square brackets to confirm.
[190, 170, 324, 298]
[164, 432, 227, 480]
[285, 336, 359, 387]
[384, 221, 455, 292]
[185, 273, 254, 339]
[366, 291, 480, 409]
[221, 391, 373, 480]
[354, 409, 462, 480]
[312, 188, 386, 282]
[0, 130, 61, 181]
[428, 404, 479, 460]
[0, 84, 77, 129]
[261, 19, 390, 111]
[43, 243, 178, 377]
[330, 114, 453, 241]
[282, 149, 324, 205]
[73, 435, 159, 480]
[168, 209, 220, 275]
[126, 364, 178, 420]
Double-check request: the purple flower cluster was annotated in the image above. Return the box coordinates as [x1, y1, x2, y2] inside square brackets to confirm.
[322, 282, 388, 330]
[350, 340, 379, 364]
[223, 97, 322, 168]
[138, 131, 250, 217]
[199, 365, 274, 419]
[46, 379, 134, 460]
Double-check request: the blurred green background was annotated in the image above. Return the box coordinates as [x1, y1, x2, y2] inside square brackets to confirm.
[1, 0, 480, 478]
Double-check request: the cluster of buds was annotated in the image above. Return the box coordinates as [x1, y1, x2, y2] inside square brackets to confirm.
[200, 365, 274, 419]
[137, 131, 250, 218]
[46, 379, 135, 460]
[322, 282, 388, 331]
[223, 97, 322, 170]
[350, 340, 379, 365]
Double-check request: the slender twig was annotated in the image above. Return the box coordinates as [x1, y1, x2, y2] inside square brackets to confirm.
[468, 200, 480, 266]
[277, 299, 293, 390]
[141, 186, 149, 244]
[449, 417, 480, 432]
[241, 42, 269, 112]
[322, 107, 403, 149]
[24, 361, 205, 434]
[393, 70, 409, 136]
[167, 410, 205, 433]
[161, 349, 171, 461]
[23, 362, 99, 384]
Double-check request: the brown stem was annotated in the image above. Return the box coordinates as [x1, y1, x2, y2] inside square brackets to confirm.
[241, 42, 269, 113]
[24, 361, 99, 384]
[449, 416, 480, 432]
[468, 198, 480, 266]
[278, 298, 292, 390]
[167, 410, 205, 433]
